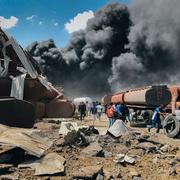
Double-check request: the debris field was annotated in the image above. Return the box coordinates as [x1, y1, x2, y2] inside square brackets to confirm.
[0, 116, 179, 180]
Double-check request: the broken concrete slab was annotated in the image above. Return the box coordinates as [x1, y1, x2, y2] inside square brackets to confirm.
[0, 125, 52, 158]
[114, 154, 136, 164]
[59, 122, 79, 136]
[81, 142, 103, 157]
[108, 120, 129, 137]
[19, 152, 65, 175]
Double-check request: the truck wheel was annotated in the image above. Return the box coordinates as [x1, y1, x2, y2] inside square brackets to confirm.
[163, 114, 180, 138]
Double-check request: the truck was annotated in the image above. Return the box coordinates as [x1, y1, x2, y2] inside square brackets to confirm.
[102, 85, 180, 138]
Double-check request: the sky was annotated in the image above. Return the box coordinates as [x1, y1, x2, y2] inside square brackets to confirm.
[0, 0, 132, 48]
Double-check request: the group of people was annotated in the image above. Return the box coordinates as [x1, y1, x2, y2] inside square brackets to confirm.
[106, 102, 163, 133]
[78, 101, 103, 121]
[106, 103, 129, 128]
[79, 100, 163, 133]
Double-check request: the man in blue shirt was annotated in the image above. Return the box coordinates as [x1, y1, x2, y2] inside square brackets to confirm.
[114, 103, 122, 119]
[148, 106, 162, 133]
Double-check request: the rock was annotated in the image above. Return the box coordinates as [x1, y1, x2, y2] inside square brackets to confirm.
[71, 165, 103, 179]
[64, 130, 89, 147]
[133, 177, 141, 180]
[169, 166, 177, 176]
[96, 173, 104, 180]
[103, 150, 112, 158]
[108, 120, 129, 138]
[19, 152, 65, 175]
[82, 142, 103, 157]
[160, 145, 169, 153]
[114, 154, 136, 164]
[59, 122, 79, 136]
[136, 142, 157, 153]
[129, 168, 141, 177]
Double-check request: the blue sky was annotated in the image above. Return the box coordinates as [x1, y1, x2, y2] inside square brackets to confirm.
[0, 0, 132, 47]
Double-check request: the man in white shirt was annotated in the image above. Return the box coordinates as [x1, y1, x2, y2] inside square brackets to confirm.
[96, 102, 103, 120]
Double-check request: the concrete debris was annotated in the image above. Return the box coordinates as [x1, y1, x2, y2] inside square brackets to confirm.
[63, 127, 99, 147]
[19, 152, 65, 175]
[64, 130, 88, 147]
[160, 145, 169, 153]
[81, 142, 103, 157]
[71, 165, 103, 179]
[59, 122, 79, 136]
[108, 120, 129, 137]
[0, 125, 52, 158]
[114, 154, 136, 164]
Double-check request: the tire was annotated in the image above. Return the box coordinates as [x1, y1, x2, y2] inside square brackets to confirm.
[130, 121, 147, 128]
[163, 114, 180, 138]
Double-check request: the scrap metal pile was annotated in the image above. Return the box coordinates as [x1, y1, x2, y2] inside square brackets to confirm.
[0, 28, 75, 128]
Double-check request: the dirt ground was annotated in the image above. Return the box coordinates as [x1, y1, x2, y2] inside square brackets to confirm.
[0, 114, 179, 180]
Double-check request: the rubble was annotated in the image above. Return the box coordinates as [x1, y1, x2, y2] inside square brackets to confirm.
[108, 120, 129, 138]
[0, 124, 52, 158]
[18, 152, 65, 175]
[0, 118, 179, 179]
[113, 153, 136, 164]
[59, 122, 79, 136]
[81, 142, 103, 157]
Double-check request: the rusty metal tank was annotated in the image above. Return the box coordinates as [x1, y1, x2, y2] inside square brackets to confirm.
[104, 86, 171, 106]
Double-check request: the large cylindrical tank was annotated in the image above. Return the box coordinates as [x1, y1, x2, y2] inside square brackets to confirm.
[111, 86, 171, 106]
[101, 95, 113, 105]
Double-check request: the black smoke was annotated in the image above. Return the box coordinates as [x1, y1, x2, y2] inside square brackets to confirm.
[27, 3, 131, 98]
[27, 0, 180, 97]
[109, 0, 180, 91]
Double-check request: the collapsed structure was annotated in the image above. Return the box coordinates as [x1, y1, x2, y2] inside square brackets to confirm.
[0, 28, 75, 128]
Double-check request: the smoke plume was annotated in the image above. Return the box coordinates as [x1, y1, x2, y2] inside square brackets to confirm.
[27, 0, 180, 97]
[109, 0, 180, 91]
[27, 3, 131, 97]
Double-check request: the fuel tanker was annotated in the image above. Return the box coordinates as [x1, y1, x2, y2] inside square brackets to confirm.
[102, 85, 180, 138]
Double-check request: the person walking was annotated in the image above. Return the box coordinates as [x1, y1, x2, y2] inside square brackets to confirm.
[106, 103, 115, 128]
[78, 102, 86, 121]
[96, 102, 103, 120]
[90, 102, 97, 125]
[148, 106, 162, 133]
[86, 101, 91, 117]
[114, 103, 122, 120]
